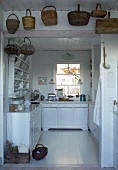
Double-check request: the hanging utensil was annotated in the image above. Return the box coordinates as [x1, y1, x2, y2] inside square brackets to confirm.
[102, 43, 111, 69]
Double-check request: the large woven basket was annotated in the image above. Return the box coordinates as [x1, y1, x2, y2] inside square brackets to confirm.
[91, 4, 107, 18]
[41, 6, 58, 26]
[22, 9, 35, 30]
[6, 13, 20, 34]
[96, 12, 118, 34]
[67, 4, 90, 26]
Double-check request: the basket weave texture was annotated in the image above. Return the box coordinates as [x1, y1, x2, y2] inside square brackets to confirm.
[91, 4, 107, 18]
[67, 4, 90, 26]
[6, 13, 20, 34]
[4, 38, 18, 55]
[41, 6, 58, 26]
[96, 12, 118, 34]
[22, 9, 35, 30]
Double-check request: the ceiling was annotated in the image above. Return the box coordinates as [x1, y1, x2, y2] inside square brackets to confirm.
[1, 0, 117, 51]
[0, 0, 118, 12]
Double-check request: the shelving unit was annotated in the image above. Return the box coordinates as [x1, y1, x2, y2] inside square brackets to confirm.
[8, 54, 31, 98]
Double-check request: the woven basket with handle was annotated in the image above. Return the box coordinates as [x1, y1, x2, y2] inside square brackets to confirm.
[22, 9, 35, 30]
[67, 4, 90, 26]
[91, 4, 107, 18]
[6, 13, 20, 34]
[96, 12, 118, 34]
[41, 6, 58, 26]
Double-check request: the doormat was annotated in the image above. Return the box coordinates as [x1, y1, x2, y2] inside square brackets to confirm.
[48, 128, 82, 130]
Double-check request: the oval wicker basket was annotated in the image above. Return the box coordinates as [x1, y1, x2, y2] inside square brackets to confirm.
[20, 37, 35, 55]
[67, 4, 90, 26]
[6, 13, 20, 34]
[4, 38, 18, 55]
[22, 9, 35, 30]
[91, 4, 107, 18]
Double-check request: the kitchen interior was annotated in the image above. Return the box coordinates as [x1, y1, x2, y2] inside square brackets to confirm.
[0, 0, 118, 169]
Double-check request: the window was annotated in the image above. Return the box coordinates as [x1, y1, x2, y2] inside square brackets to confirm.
[56, 63, 81, 96]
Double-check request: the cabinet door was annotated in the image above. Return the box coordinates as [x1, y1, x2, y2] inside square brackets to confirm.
[58, 107, 73, 128]
[42, 107, 58, 129]
[73, 108, 88, 130]
[113, 114, 118, 169]
[7, 113, 30, 146]
[89, 106, 94, 130]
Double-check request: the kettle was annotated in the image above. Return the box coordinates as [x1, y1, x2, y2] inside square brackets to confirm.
[80, 94, 86, 101]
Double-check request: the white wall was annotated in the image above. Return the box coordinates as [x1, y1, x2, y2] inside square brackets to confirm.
[0, 32, 4, 164]
[92, 45, 101, 101]
[31, 50, 91, 99]
[100, 35, 118, 167]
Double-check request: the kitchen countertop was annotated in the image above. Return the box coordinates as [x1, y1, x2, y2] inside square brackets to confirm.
[39, 100, 92, 104]
[8, 104, 41, 113]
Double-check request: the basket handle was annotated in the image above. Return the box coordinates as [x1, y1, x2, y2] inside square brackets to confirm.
[77, 4, 80, 12]
[8, 38, 14, 45]
[26, 9, 32, 16]
[108, 11, 110, 18]
[96, 4, 102, 10]
[42, 6, 56, 12]
[24, 37, 31, 45]
[35, 144, 44, 148]
[7, 13, 19, 20]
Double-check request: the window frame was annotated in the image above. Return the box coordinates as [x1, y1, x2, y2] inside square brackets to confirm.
[55, 61, 83, 96]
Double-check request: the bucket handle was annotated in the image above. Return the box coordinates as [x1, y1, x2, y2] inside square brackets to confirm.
[96, 4, 102, 10]
[42, 6, 56, 12]
[26, 9, 32, 16]
[24, 37, 31, 45]
[7, 13, 19, 20]
[8, 38, 14, 45]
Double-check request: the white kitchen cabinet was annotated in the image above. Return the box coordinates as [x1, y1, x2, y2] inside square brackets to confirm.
[58, 106, 73, 128]
[7, 105, 41, 152]
[73, 107, 88, 130]
[89, 103, 98, 140]
[42, 102, 89, 130]
[42, 104, 58, 130]
[113, 112, 118, 170]
[8, 54, 31, 97]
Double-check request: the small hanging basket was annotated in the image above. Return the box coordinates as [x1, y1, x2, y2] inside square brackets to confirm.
[67, 4, 90, 26]
[4, 38, 18, 55]
[20, 37, 35, 55]
[6, 13, 20, 34]
[22, 9, 36, 30]
[41, 6, 58, 26]
[91, 4, 107, 18]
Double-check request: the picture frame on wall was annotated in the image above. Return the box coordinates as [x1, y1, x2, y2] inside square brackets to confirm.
[38, 77, 47, 85]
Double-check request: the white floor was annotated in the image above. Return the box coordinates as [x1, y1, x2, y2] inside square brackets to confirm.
[30, 130, 99, 167]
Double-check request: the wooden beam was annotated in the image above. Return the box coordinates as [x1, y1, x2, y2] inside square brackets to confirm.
[3, 30, 101, 38]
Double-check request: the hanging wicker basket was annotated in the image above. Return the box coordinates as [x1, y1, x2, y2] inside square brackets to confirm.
[67, 4, 90, 26]
[4, 38, 18, 55]
[20, 37, 35, 55]
[91, 4, 107, 18]
[22, 9, 36, 30]
[6, 13, 20, 34]
[96, 12, 118, 34]
[41, 6, 58, 26]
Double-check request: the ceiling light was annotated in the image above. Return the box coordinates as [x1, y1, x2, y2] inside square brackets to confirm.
[62, 53, 75, 60]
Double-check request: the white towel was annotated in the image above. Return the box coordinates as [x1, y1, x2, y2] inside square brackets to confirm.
[93, 76, 101, 126]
